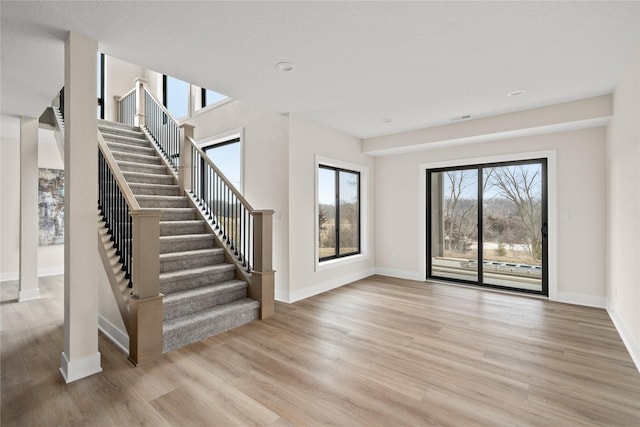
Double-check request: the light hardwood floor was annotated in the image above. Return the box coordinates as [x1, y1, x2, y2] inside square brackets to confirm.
[2, 274, 639, 426]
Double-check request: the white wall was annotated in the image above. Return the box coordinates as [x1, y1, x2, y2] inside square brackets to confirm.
[0, 116, 65, 281]
[606, 43, 640, 369]
[1, 115, 21, 280]
[288, 114, 376, 302]
[104, 56, 144, 122]
[372, 122, 607, 307]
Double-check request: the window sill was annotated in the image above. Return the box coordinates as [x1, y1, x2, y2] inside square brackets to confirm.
[316, 253, 368, 272]
[193, 98, 234, 118]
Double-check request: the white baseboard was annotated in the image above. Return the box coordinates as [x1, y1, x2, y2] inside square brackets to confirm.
[0, 272, 18, 282]
[1, 267, 64, 283]
[98, 314, 129, 354]
[288, 268, 376, 303]
[374, 267, 422, 281]
[555, 292, 607, 308]
[38, 266, 64, 277]
[59, 351, 102, 383]
[275, 288, 290, 304]
[18, 288, 40, 301]
[607, 306, 640, 373]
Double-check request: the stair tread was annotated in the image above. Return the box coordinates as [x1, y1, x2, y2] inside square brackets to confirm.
[117, 160, 168, 170]
[159, 263, 235, 281]
[99, 119, 138, 129]
[160, 234, 214, 241]
[111, 150, 161, 161]
[122, 170, 174, 180]
[102, 133, 148, 143]
[159, 219, 205, 225]
[137, 195, 187, 200]
[106, 141, 153, 152]
[163, 279, 247, 301]
[163, 298, 259, 331]
[160, 248, 223, 260]
[129, 182, 180, 189]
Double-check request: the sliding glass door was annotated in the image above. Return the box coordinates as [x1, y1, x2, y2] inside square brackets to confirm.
[427, 159, 547, 295]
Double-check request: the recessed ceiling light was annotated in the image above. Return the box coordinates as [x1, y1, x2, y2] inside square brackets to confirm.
[508, 89, 526, 97]
[380, 118, 392, 123]
[275, 62, 294, 72]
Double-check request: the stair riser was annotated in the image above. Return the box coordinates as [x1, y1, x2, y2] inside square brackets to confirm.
[160, 252, 225, 273]
[162, 306, 258, 353]
[129, 185, 181, 196]
[98, 121, 140, 132]
[123, 173, 174, 185]
[160, 268, 236, 294]
[160, 222, 206, 236]
[118, 162, 168, 175]
[102, 135, 150, 147]
[163, 287, 247, 320]
[160, 210, 198, 221]
[137, 198, 189, 209]
[160, 238, 215, 253]
[106, 143, 154, 156]
[112, 152, 163, 165]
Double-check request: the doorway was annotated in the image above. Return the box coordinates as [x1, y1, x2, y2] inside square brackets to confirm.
[427, 159, 548, 295]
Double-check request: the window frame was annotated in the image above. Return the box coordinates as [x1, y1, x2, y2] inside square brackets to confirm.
[200, 87, 229, 109]
[162, 74, 191, 120]
[97, 53, 105, 119]
[198, 129, 244, 194]
[315, 156, 368, 269]
[426, 158, 548, 296]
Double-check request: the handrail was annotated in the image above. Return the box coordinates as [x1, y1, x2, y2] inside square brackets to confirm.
[187, 134, 257, 272]
[142, 87, 181, 171]
[187, 136, 254, 210]
[142, 86, 179, 125]
[118, 90, 136, 126]
[117, 86, 136, 103]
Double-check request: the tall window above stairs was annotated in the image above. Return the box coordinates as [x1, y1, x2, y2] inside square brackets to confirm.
[97, 53, 105, 119]
[202, 136, 242, 192]
[162, 74, 190, 120]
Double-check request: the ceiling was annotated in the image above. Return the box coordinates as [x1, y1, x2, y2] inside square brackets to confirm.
[2, 1, 639, 139]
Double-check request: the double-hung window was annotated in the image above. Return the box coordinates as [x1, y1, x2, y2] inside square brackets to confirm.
[318, 165, 361, 261]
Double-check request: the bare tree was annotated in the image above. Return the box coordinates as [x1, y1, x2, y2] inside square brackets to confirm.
[488, 165, 542, 260]
[443, 170, 477, 253]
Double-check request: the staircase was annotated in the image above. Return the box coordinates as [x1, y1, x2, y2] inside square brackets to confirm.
[98, 119, 259, 353]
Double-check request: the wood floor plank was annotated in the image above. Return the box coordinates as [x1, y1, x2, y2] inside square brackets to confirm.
[2, 275, 639, 426]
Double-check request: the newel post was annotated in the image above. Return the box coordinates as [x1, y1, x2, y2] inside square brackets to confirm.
[250, 210, 275, 319]
[134, 77, 147, 128]
[179, 124, 195, 193]
[128, 209, 163, 365]
[113, 96, 121, 123]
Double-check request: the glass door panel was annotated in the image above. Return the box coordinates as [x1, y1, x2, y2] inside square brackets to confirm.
[429, 169, 478, 282]
[481, 164, 543, 292]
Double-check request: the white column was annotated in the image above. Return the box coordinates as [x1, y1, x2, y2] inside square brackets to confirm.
[60, 32, 102, 383]
[18, 116, 40, 301]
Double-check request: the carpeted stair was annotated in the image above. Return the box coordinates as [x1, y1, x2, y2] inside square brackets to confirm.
[98, 120, 259, 353]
